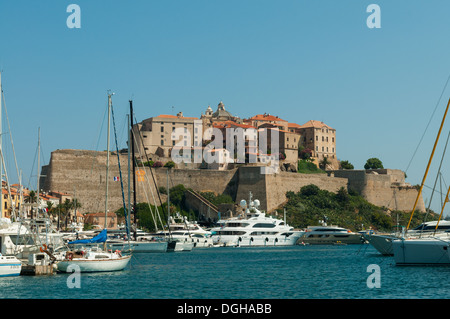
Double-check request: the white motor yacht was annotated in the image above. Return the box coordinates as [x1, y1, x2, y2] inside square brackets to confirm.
[156, 213, 213, 250]
[299, 225, 364, 245]
[211, 193, 304, 247]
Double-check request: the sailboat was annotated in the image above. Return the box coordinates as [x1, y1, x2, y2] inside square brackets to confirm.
[393, 98, 450, 265]
[56, 92, 131, 272]
[101, 100, 169, 253]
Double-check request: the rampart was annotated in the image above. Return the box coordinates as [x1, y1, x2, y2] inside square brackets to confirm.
[41, 150, 425, 220]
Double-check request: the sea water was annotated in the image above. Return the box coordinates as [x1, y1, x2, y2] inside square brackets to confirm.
[1, 245, 449, 300]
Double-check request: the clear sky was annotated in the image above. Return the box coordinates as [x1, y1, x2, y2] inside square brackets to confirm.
[1, 1, 450, 215]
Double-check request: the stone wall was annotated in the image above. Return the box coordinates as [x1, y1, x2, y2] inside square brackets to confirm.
[41, 150, 424, 222]
[332, 169, 425, 212]
[42, 149, 238, 214]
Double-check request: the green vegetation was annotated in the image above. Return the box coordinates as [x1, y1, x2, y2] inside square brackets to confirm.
[114, 184, 233, 231]
[199, 191, 234, 206]
[339, 160, 354, 169]
[279, 184, 435, 232]
[364, 157, 384, 169]
[297, 160, 326, 174]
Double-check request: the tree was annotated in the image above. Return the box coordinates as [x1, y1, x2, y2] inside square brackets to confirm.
[164, 161, 175, 168]
[340, 160, 354, 169]
[364, 158, 384, 169]
[319, 156, 330, 170]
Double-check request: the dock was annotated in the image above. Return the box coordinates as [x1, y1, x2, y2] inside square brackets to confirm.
[20, 264, 54, 276]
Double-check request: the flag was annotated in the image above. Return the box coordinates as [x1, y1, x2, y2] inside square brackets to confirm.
[113, 176, 120, 182]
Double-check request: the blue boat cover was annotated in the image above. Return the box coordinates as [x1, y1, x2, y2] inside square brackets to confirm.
[68, 229, 107, 244]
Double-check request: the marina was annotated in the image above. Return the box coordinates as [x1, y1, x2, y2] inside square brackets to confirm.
[2, 244, 450, 299]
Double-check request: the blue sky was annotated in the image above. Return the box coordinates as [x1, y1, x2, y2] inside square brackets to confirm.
[1, 1, 450, 215]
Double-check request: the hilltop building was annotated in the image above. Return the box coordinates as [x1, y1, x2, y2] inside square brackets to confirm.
[132, 101, 338, 170]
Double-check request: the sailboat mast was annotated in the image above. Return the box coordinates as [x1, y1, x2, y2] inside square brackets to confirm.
[105, 92, 113, 229]
[406, 98, 450, 231]
[127, 114, 132, 235]
[0, 72, 2, 192]
[130, 100, 137, 227]
[36, 127, 40, 218]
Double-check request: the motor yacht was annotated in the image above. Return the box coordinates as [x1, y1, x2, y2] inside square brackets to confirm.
[299, 224, 364, 245]
[211, 192, 304, 247]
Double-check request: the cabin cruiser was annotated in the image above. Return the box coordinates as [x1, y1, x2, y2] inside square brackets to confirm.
[299, 224, 364, 245]
[211, 193, 304, 247]
[155, 213, 213, 251]
[0, 217, 64, 259]
[365, 220, 450, 256]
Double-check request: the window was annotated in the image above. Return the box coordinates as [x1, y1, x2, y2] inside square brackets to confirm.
[332, 137, 335, 142]
[161, 140, 164, 146]
[326, 147, 329, 152]
[184, 127, 187, 133]
[160, 126, 164, 132]
[322, 136, 324, 142]
[322, 146, 324, 151]
[326, 137, 328, 142]
[316, 136, 318, 141]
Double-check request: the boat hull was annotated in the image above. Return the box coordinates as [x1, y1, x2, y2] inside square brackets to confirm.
[109, 241, 168, 253]
[364, 234, 396, 255]
[393, 238, 450, 265]
[299, 233, 363, 245]
[57, 255, 131, 273]
[0, 261, 22, 277]
[215, 232, 304, 247]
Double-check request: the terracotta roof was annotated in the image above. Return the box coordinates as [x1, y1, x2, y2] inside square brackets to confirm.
[248, 114, 287, 122]
[299, 120, 334, 130]
[288, 123, 302, 128]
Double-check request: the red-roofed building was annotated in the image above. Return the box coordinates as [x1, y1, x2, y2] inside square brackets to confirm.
[297, 120, 337, 169]
[244, 113, 289, 131]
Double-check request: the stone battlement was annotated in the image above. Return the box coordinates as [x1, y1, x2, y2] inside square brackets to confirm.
[41, 150, 425, 219]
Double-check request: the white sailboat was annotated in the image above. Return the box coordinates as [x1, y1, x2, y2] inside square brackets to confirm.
[393, 98, 450, 265]
[56, 92, 131, 272]
[56, 229, 131, 272]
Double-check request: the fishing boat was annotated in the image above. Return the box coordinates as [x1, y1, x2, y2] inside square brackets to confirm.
[211, 192, 304, 247]
[0, 253, 21, 277]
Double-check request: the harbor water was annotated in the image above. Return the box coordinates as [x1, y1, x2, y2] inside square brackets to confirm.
[1, 244, 449, 300]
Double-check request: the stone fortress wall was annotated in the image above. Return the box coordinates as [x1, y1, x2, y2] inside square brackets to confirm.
[41, 150, 425, 219]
